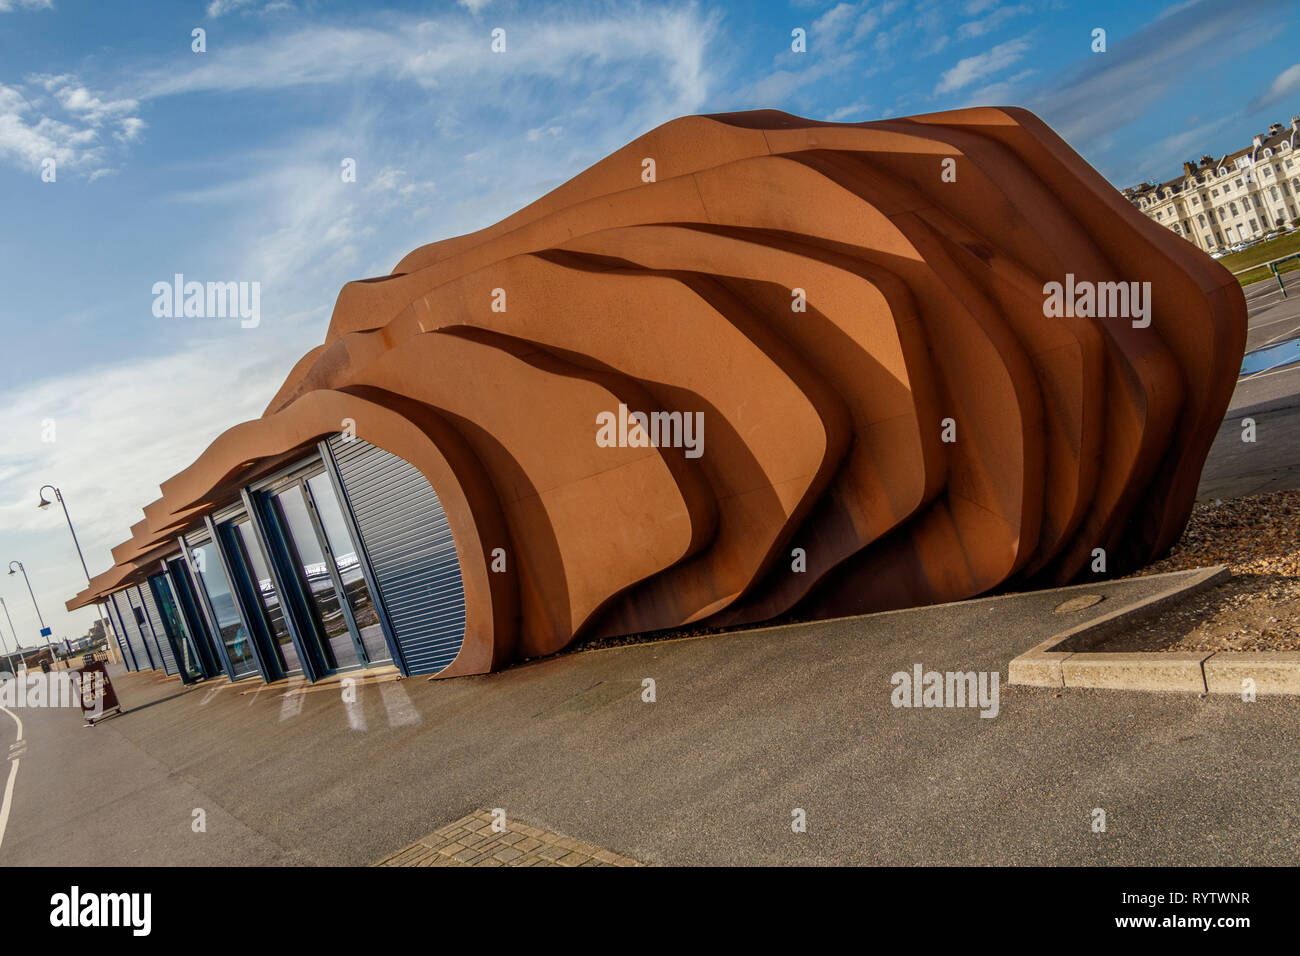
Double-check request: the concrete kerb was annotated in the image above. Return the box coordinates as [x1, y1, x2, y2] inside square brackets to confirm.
[1009, 565, 1300, 695]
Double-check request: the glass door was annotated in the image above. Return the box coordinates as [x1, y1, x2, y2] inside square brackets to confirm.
[304, 472, 390, 666]
[166, 556, 221, 679]
[262, 465, 387, 675]
[189, 538, 259, 679]
[269, 479, 362, 672]
[222, 517, 303, 676]
[148, 572, 204, 682]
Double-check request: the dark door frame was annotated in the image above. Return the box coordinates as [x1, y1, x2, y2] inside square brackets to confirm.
[239, 488, 323, 684]
[180, 532, 243, 682]
[202, 515, 275, 684]
[164, 554, 222, 680]
[256, 465, 375, 678]
[146, 570, 199, 684]
[318, 438, 407, 675]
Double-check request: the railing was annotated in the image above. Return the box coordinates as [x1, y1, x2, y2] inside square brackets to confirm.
[1233, 251, 1300, 297]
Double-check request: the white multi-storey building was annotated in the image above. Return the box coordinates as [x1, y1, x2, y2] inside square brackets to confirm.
[1123, 116, 1300, 253]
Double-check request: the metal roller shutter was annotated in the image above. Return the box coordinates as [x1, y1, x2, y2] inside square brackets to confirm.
[126, 587, 166, 673]
[100, 601, 130, 668]
[111, 591, 153, 671]
[139, 579, 179, 675]
[327, 435, 467, 675]
[106, 595, 137, 671]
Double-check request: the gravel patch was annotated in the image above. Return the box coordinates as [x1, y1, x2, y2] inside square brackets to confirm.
[1106, 489, 1300, 652]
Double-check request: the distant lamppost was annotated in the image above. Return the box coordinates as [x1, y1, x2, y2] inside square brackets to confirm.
[6, 560, 53, 650]
[38, 484, 116, 663]
[0, 596, 18, 671]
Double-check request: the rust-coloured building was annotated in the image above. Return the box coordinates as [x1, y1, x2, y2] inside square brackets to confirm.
[67, 107, 1246, 685]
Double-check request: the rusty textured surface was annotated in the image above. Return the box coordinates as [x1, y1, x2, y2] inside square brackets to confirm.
[68, 107, 1246, 677]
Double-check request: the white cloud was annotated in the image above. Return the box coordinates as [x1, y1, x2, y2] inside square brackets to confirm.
[827, 100, 873, 121]
[136, 11, 714, 111]
[116, 116, 146, 142]
[0, 0, 52, 12]
[0, 75, 144, 175]
[1127, 116, 1234, 185]
[805, 1, 890, 55]
[934, 35, 1030, 94]
[457, 0, 493, 13]
[813, 3, 860, 40]
[957, 4, 1031, 40]
[37, 74, 140, 126]
[207, 0, 296, 17]
[1032, 0, 1281, 161]
[745, 56, 852, 104]
[0, 337, 294, 640]
[955, 68, 1036, 107]
[206, 0, 255, 17]
[1250, 63, 1300, 112]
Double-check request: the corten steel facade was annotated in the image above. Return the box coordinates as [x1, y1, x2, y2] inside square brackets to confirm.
[68, 107, 1247, 684]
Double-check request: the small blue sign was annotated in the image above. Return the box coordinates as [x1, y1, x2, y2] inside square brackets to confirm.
[40, 626, 52, 637]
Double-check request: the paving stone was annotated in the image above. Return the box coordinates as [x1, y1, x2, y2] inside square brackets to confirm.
[375, 807, 647, 867]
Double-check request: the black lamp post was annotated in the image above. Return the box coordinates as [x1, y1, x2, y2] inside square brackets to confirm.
[7, 560, 53, 650]
[0, 596, 19, 671]
[38, 484, 116, 664]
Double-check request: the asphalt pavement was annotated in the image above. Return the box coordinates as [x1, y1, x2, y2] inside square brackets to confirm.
[3, 571, 1297, 867]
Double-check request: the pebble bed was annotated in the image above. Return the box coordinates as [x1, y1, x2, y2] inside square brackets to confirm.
[1118, 489, 1300, 652]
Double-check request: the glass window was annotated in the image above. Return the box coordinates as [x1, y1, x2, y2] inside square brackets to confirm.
[191, 539, 258, 678]
[273, 484, 362, 671]
[232, 519, 302, 675]
[149, 572, 203, 681]
[306, 473, 389, 665]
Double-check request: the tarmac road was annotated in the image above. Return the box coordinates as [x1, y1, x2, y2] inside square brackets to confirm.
[2, 571, 1297, 867]
[1198, 276, 1300, 499]
[1232, 274, 1300, 408]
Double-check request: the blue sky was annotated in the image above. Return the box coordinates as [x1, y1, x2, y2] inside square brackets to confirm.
[1, 0, 1298, 647]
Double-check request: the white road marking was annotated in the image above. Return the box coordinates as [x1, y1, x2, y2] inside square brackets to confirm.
[1249, 313, 1300, 331]
[0, 704, 25, 853]
[1241, 363, 1300, 382]
[1258, 324, 1300, 347]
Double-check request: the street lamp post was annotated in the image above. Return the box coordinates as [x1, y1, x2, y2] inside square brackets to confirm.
[7, 560, 53, 652]
[38, 484, 117, 665]
[0, 596, 19, 672]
